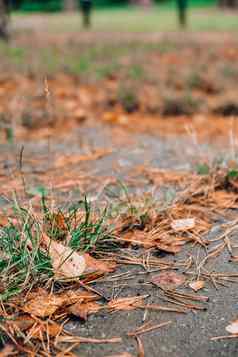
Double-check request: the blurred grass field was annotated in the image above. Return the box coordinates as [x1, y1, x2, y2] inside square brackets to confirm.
[13, 6, 238, 33]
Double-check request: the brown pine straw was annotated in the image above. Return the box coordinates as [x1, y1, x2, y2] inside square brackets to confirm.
[56, 336, 122, 344]
[211, 334, 238, 341]
[139, 304, 187, 314]
[136, 336, 145, 357]
[164, 290, 209, 302]
[127, 320, 172, 337]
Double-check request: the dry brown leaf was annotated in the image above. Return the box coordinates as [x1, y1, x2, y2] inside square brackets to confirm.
[84, 253, 116, 274]
[189, 280, 205, 292]
[155, 234, 186, 254]
[171, 218, 195, 232]
[23, 289, 65, 317]
[64, 290, 99, 304]
[151, 271, 185, 290]
[7, 315, 35, 331]
[0, 345, 15, 357]
[122, 231, 154, 249]
[42, 234, 86, 279]
[28, 322, 63, 340]
[68, 301, 101, 320]
[108, 296, 145, 312]
[226, 319, 238, 334]
[0, 215, 8, 227]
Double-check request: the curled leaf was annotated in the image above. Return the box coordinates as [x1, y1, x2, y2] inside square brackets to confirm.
[42, 234, 86, 279]
[226, 319, 238, 334]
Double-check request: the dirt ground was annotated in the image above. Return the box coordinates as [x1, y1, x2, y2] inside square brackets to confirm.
[2, 15, 238, 357]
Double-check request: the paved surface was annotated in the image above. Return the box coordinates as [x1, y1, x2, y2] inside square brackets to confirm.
[1, 122, 238, 357]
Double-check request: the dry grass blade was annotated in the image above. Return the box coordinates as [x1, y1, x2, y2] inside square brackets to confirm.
[198, 242, 226, 269]
[136, 336, 144, 357]
[56, 336, 122, 344]
[104, 353, 134, 357]
[140, 304, 187, 313]
[165, 290, 209, 302]
[108, 295, 148, 312]
[127, 321, 172, 337]
[211, 335, 238, 341]
[163, 292, 207, 311]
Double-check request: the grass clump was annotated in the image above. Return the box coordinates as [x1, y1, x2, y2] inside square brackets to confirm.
[161, 94, 204, 117]
[117, 84, 140, 113]
[0, 210, 52, 301]
[0, 196, 116, 301]
[68, 198, 115, 252]
[213, 101, 238, 117]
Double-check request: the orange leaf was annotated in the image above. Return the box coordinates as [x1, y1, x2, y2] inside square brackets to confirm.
[23, 289, 66, 317]
[28, 321, 63, 340]
[68, 301, 101, 320]
[151, 271, 185, 290]
[189, 280, 205, 292]
[108, 296, 145, 312]
[84, 253, 116, 274]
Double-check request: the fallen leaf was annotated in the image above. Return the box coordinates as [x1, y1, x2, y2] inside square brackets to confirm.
[84, 253, 116, 274]
[189, 280, 205, 292]
[68, 301, 101, 320]
[0, 215, 8, 227]
[0, 345, 15, 357]
[151, 271, 185, 290]
[155, 234, 187, 254]
[64, 290, 99, 304]
[23, 289, 66, 317]
[171, 218, 195, 232]
[7, 315, 35, 331]
[42, 234, 86, 279]
[28, 321, 63, 340]
[226, 319, 238, 334]
[108, 296, 145, 312]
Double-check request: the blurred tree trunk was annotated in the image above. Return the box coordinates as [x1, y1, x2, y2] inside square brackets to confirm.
[0, 0, 9, 40]
[176, 0, 187, 28]
[80, 0, 92, 28]
[219, 0, 238, 7]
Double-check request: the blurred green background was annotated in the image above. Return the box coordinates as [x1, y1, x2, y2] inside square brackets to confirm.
[12, 0, 217, 13]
